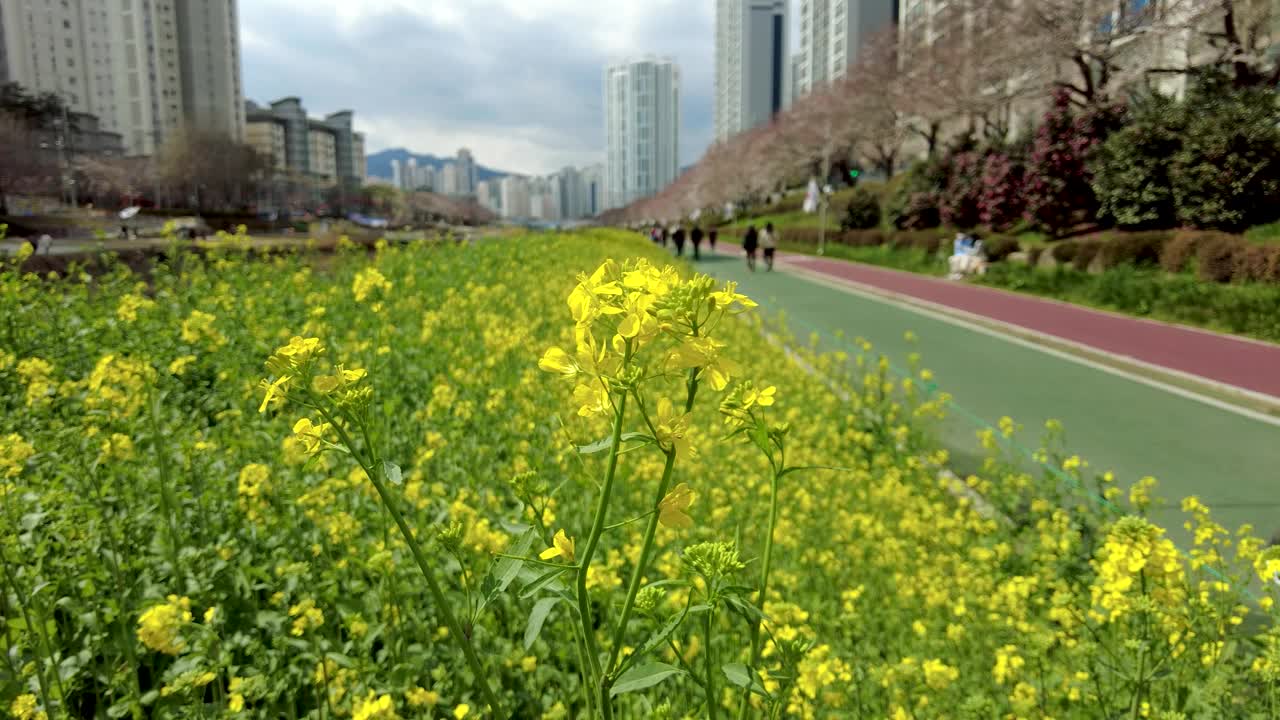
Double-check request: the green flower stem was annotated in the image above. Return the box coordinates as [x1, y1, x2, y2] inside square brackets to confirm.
[738, 465, 781, 720]
[604, 370, 699, 684]
[317, 405, 505, 718]
[0, 549, 65, 719]
[575, 390, 629, 720]
[704, 607, 719, 720]
[148, 393, 182, 575]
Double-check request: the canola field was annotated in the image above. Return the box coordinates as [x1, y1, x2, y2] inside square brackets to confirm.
[0, 230, 1277, 720]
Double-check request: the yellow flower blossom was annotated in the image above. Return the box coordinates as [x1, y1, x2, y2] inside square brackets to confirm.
[657, 483, 695, 529]
[540, 529, 575, 562]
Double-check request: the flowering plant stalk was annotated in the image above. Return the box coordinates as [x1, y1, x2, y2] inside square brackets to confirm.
[534, 259, 758, 717]
[258, 336, 504, 716]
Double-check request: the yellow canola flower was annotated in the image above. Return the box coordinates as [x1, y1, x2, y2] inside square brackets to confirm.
[540, 529, 576, 562]
[312, 366, 367, 394]
[453, 704, 471, 719]
[137, 595, 192, 655]
[288, 598, 325, 636]
[406, 687, 439, 707]
[1, 433, 36, 479]
[9, 693, 45, 720]
[538, 346, 581, 378]
[567, 260, 624, 326]
[653, 397, 694, 457]
[352, 267, 393, 302]
[352, 692, 399, 720]
[657, 483, 695, 529]
[668, 336, 736, 391]
[291, 418, 332, 455]
[571, 382, 611, 417]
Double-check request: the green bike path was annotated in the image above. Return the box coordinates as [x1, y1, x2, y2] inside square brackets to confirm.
[694, 254, 1280, 539]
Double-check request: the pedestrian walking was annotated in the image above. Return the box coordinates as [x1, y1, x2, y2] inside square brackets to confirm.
[691, 225, 704, 260]
[742, 225, 759, 272]
[660, 225, 670, 248]
[672, 226, 686, 257]
[761, 222, 778, 271]
[709, 228, 718, 252]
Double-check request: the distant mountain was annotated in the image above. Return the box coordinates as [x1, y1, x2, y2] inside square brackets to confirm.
[366, 148, 512, 183]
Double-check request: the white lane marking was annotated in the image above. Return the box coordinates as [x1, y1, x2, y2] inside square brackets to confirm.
[780, 264, 1280, 429]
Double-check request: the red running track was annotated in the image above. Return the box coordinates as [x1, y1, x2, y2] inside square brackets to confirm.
[775, 253, 1280, 400]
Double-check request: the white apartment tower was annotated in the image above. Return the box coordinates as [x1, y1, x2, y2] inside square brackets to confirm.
[0, 0, 244, 156]
[604, 57, 680, 210]
[797, 0, 898, 98]
[714, 0, 789, 141]
[456, 148, 477, 196]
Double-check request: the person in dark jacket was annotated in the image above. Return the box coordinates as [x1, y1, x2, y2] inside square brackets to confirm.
[742, 225, 759, 271]
[690, 225, 704, 260]
[672, 225, 686, 256]
[708, 228, 718, 252]
[660, 225, 670, 247]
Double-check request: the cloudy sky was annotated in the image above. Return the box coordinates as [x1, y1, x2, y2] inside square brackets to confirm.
[240, 1, 719, 176]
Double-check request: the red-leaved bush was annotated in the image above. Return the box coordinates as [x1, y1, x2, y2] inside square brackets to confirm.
[978, 152, 1025, 231]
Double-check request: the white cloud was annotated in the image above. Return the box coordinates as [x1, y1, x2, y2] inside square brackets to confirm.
[240, 0, 715, 175]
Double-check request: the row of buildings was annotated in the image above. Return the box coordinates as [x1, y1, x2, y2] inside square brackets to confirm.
[714, 0, 899, 143]
[0, 0, 244, 157]
[244, 98, 367, 195]
[602, 1, 901, 213]
[2, 0, 370, 212]
[477, 165, 604, 222]
[389, 150, 478, 197]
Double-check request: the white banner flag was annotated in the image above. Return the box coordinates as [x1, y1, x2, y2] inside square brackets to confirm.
[802, 179, 819, 214]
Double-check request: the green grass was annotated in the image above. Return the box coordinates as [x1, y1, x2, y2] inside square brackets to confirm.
[1244, 221, 1280, 245]
[723, 210, 837, 231]
[978, 263, 1280, 343]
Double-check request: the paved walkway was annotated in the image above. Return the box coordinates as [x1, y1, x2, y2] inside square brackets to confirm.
[689, 250, 1280, 539]
[755, 249, 1280, 401]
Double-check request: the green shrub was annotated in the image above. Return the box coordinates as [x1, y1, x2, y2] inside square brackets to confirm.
[1051, 241, 1080, 264]
[1073, 240, 1104, 271]
[1171, 78, 1280, 231]
[1195, 234, 1242, 282]
[1093, 231, 1172, 270]
[886, 162, 944, 230]
[1159, 232, 1200, 274]
[840, 188, 882, 231]
[983, 236, 1021, 263]
[1091, 93, 1184, 229]
[1232, 244, 1280, 283]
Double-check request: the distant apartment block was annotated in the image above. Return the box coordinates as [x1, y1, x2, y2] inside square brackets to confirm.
[604, 57, 680, 210]
[797, 0, 897, 98]
[714, 0, 789, 141]
[245, 97, 366, 191]
[0, 0, 245, 156]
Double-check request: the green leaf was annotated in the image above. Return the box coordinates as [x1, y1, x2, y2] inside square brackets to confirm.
[520, 567, 569, 599]
[722, 663, 770, 698]
[610, 662, 685, 697]
[480, 529, 538, 611]
[577, 432, 652, 454]
[382, 461, 402, 485]
[523, 596, 561, 650]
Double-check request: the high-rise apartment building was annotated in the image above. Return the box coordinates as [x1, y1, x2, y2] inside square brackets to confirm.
[0, 0, 245, 156]
[580, 164, 604, 217]
[455, 148, 477, 196]
[604, 57, 680, 210]
[714, 0, 789, 141]
[176, 0, 243, 140]
[797, 0, 898, 98]
[500, 175, 531, 219]
[440, 162, 459, 196]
